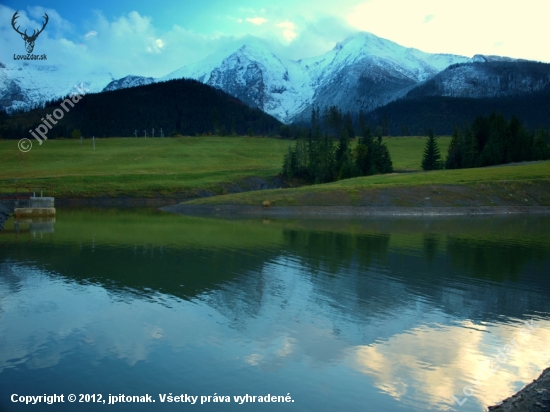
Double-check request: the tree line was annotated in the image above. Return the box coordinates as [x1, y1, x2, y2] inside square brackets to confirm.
[0, 78, 281, 139]
[420, 113, 550, 171]
[282, 107, 393, 183]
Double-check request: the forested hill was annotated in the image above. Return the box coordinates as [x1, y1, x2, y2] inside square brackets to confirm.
[0, 78, 282, 139]
[365, 89, 550, 136]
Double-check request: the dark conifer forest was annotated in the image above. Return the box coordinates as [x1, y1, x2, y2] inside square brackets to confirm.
[0, 78, 281, 139]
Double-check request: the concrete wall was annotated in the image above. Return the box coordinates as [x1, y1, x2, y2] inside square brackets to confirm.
[30, 197, 55, 208]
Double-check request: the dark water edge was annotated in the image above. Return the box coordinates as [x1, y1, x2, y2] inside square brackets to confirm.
[161, 204, 550, 218]
[54, 176, 288, 208]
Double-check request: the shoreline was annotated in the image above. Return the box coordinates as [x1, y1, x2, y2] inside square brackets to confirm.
[488, 367, 550, 411]
[161, 204, 550, 218]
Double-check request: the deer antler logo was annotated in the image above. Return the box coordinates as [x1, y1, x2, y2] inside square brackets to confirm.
[11, 11, 49, 54]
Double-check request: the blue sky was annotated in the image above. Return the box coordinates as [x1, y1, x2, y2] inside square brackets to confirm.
[1, 0, 549, 78]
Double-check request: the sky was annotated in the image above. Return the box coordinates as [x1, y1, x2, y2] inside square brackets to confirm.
[1, 0, 549, 78]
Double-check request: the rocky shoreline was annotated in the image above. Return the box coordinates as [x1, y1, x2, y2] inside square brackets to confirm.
[488, 367, 550, 411]
[0, 202, 9, 231]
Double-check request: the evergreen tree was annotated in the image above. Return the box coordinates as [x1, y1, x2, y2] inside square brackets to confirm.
[421, 130, 442, 170]
[355, 126, 375, 176]
[71, 129, 81, 140]
[336, 130, 357, 179]
[344, 112, 355, 139]
[374, 135, 393, 173]
[377, 141, 394, 173]
[445, 126, 461, 169]
[533, 130, 550, 160]
[357, 110, 366, 137]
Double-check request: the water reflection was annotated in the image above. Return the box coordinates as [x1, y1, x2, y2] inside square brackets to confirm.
[10, 217, 56, 236]
[0, 210, 549, 412]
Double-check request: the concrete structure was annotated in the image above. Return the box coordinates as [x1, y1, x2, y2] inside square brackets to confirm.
[14, 197, 56, 217]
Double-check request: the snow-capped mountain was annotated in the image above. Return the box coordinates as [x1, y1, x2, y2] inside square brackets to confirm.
[405, 60, 550, 100]
[291, 32, 469, 122]
[159, 32, 470, 123]
[1, 31, 547, 124]
[103, 75, 155, 92]
[0, 62, 114, 111]
[160, 42, 311, 123]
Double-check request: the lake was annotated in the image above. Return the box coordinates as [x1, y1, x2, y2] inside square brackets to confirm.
[1, 209, 549, 411]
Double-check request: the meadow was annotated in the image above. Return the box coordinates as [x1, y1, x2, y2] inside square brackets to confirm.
[187, 161, 550, 206]
[0, 135, 449, 197]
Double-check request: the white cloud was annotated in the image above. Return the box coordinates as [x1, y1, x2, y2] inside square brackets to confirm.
[0, 6, 251, 77]
[346, 0, 550, 62]
[1, 0, 547, 85]
[246, 17, 268, 25]
[276, 21, 295, 30]
[276, 21, 297, 42]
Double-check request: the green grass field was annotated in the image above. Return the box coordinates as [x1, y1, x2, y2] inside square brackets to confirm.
[382, 136, 450, 170]
[0, 135, 449, 197]
[0, 137, 289, 197]
[187, 161, 550, 206]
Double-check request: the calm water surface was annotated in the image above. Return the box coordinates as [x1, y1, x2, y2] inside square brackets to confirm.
[0, 209, 549, 412]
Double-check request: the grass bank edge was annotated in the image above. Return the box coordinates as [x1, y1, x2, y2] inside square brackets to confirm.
[185, 161, 550, 206]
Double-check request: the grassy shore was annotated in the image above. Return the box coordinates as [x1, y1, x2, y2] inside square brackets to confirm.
[0, 135, 449, 198]
[186, 161, 550, 207]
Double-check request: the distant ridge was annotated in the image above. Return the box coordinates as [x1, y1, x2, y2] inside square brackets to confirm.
[0, 78, 281, 139]
[2, 31, 549, 127]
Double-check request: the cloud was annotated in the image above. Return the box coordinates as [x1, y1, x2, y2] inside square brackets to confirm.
[272, 15, 357, 60]
[0, 5, 253, 77]
[346, 0, 550, 62]
[276, 21, 297, 42]
[276, 21, 295, 30]
[2, 0, 545, 85]
[246, 17, 267, 26]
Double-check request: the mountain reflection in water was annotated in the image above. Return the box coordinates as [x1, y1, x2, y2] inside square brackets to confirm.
[0, 209, 549, 412]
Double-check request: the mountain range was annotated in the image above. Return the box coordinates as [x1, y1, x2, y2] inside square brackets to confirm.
[1, 31, 550, 125]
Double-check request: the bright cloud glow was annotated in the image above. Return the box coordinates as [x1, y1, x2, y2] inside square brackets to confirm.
[347, 0, 550, 62]
[276, 21, 297, 42]
[246, 17, 267, 25]
[0, 0, 548, 82]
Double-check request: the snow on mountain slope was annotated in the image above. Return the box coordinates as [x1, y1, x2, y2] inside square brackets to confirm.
[405, 61, 550, 100]
[0, 61, 114, 112]
[160, 43, 312, 123]
[288, 32, 469, 122]
[0, 31, 537, 124]
[160, 32, 470, 123]
[103, 75, 154, 92]
[299, 32, 467, 86]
